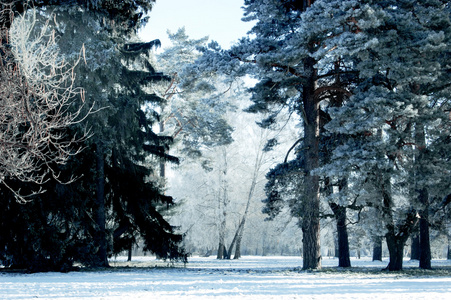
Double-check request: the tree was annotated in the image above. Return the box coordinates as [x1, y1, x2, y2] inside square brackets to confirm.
[50, 5, 186, 266]
[154, 28, 233, 172]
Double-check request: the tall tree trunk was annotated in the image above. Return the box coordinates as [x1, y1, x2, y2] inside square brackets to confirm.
[384, 210, 417, 271]
[325, 176, 351, 268]
[233, 129, 266, 260]
[372, 236, 383, 261]
[217, 241, 228, 259]
[418, 187, 431, 269]
[226, 220, 242, 260]
[93, 142, 109, 267]
[416, 124, 431, 269]
[159, 121, 166, 178]
[217, 210, 228, 259]
[410, 229, 420, 260]
[217, 147, 229, 259]
[301, 56, 321, 270]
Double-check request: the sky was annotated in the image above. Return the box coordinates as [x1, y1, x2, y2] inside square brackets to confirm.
[138, 0, 255, 49]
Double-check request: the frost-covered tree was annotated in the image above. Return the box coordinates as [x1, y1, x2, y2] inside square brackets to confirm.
[154, 28, 233, 169]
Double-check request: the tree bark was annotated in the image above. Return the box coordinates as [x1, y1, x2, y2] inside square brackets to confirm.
[226, 220, 241, 259]
[372, 236, 383, 261]
[416, 125, 431, 269]
[385, 233, 406, 271]
[234, 228, 243, 259]
[93, 141, 109, 267]
[159, 121, 166, 178]
[127, 244, 132, 262]
[301, 56, 321, 270]
[384, 210, 417, 271]
[418, 187, 431, 269]
[217, 147, 229, 260]
[410, 229, 420, 260]
[381, 173, 416, 271]
[217, 242, 228, 259]
[330, 203, 351, 267]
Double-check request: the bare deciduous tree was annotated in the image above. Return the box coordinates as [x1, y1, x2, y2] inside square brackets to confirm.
[0, 7, 88, 201]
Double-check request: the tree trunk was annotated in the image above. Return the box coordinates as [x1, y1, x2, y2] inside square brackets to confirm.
[217, 242, 228, 259]
[217, 147, 229, 259]
[159, 121, 166, 178]
[234, 230, 243, 259]
[385, 234, 406, 271]
[372, 236, 383, 261]
[380, 171, 416, 271]
[326, 177, 351, 268]
[410, 230, 420, 260]
[127, 244, 132, 262]
[330, 203, 351, 267]
[416, 125, 431, 269]
[301, 56, 321, 270]
[418, 187, 431, 269]
[93, 142, 109, 267]
[448, 244, 451, 260]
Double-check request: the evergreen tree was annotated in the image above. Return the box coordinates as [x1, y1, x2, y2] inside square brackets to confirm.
[51, 4, 187, 266]
[225, 0, 360, 269]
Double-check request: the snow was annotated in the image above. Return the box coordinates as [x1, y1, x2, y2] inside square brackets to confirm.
[2, 256, 451, 299]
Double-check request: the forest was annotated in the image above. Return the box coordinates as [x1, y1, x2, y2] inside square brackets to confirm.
[0, 0, 450, 274]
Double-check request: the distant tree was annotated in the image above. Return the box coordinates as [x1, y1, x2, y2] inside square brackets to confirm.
[155, 28, 234, 162]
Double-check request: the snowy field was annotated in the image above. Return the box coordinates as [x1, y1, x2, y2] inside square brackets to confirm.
[1, 256, 451, 299]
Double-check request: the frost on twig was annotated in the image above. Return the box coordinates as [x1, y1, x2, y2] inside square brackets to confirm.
[0, 7, 90, 202]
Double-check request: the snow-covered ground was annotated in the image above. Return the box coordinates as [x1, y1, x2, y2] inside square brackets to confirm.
[1, 256, 451, 299]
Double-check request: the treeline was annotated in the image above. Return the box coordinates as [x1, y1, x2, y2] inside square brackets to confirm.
[1, 0, 450, 273]
[187, 0, 451, 271]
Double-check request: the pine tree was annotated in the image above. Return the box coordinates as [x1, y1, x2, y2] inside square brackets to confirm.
[222, 0, 362, 269]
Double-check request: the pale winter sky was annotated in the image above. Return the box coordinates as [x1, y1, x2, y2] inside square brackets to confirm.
[138, 0, 254, 49]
